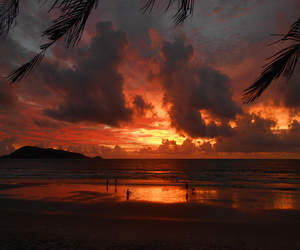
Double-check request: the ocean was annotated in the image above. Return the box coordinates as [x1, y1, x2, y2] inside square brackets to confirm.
[0, 159, 299, 189]
[1, 159, 300, 208]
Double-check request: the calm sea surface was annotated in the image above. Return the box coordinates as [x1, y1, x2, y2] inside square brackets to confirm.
[0, 159, 299, 190]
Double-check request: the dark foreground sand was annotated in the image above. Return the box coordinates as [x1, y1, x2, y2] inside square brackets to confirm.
[1, 184, 300, 249]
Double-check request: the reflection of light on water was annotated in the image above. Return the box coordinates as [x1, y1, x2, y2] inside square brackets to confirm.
[0, 183, 220, 204]
[122, 187, 220, 203]
[231, 191, 298, 210]
[197, 190, 218, 200]
[0, 184, 107, 203]
[0, 183, 299, 210]
[274, 193, 294, 209]
[129, 186, 186, 203]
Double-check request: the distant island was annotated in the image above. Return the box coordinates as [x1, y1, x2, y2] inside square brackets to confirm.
[0, 146, 102, 159]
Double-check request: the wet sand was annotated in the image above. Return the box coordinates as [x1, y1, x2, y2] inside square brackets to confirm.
[1, 183, 300, 249]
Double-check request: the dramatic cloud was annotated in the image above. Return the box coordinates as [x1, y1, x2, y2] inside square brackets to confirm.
[42, 21, 133, 126]
[67, 144, 127, 158]
[215, 114, 300, 152]
[156, 37, 242, 138]
[137, 138, 216, 157]
[0, 81, 16, 110]
[0, 0, 299, 158]
[0, 36, 28, 113]
[280, 71, 300, 109]
[158, 139, 198, 155]
[132, 95, 154, 116]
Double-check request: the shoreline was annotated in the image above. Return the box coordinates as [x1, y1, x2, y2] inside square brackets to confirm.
[1, 196, 300, 249]
[1, 181, 300, 249]
[1, 181, 300, 209]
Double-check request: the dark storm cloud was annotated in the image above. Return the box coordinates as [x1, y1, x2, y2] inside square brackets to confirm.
[0, 81, 16, 109]
[98, 0, 171, 59]
[0, 36, 26, 112]
[152, 114, 300, 155]
[67, 144, 128, 158]
[0, 37, 28, 67]
[132, 95, 154, 116]
[138, 138, 214, 156]
[42, 21, 133, 126]
[214, 114, 300, 152]
[280, 70, 300, 109]
[137, 139, 200, 156]
[158, 138, 201, 155]
[158, 37, 242, 138]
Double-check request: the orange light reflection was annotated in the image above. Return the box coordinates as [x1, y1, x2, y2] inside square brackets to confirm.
[0, 183, 299, 210]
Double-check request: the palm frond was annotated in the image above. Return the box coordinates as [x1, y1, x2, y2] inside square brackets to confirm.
[7, 0, 99, 83]
[243, 17, 300, 103]
[141, 0, 156, 14]
[5, 48, 48, 84]
[0, 0, 19, 41]
[172, 0, 194, 25]
[141, 0, 194, 25]
[243, 44, 299, 103]
[43, 0, 99, 48]
[275, 18, 300, 43]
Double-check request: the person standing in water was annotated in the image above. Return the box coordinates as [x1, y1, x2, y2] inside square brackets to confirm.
[106, 179, 109, 192]
[126, 189, 132, 200]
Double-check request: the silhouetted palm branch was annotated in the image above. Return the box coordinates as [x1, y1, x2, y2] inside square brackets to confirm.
[243, 18, 300, 103]
[0, 0, 19, 41]
[44, 0, 99, 48]
[277, 17, 300, 43]
[6, 0, 99, 83]
[141, 0, 194, 25]
[6, 45, 50, 83]
[3, 0, 195, 83]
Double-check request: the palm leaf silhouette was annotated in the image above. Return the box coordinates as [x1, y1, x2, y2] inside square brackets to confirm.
[5, 0, 99, 83]
[141, 0, 194, 25]
[0, 0, 19, 41]
[43, 0, 99, 48]
[3, 0, 194, 83]
[243, 18, 300, 103]
[6, 46, 49, 83]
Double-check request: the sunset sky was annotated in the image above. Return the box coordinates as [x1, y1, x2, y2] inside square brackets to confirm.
[0, 0, 299, 158]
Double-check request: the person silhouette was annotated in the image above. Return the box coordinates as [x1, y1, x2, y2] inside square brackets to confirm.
[115, 179, 117, 193]
[185, 182, 188, 189]
[126, 188, 132, 200]
[106, 179, 109, 192]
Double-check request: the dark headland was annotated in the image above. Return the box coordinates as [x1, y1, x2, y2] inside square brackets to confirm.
[0, 146, 102, 159]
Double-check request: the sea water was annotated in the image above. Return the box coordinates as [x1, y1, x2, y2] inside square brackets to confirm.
[1, 159, 300, 208]
[0, 159, 299, 190]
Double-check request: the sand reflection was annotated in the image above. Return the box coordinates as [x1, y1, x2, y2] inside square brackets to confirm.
[124, 186, 186, 203]
[0, 182, 299, 210]
[273, 193, 295, 209]
[0, 183, 220, 204]
[231, 190, 299, 210]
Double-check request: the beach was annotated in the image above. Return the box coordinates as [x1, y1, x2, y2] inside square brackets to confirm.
[1, 182, 300, 249]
